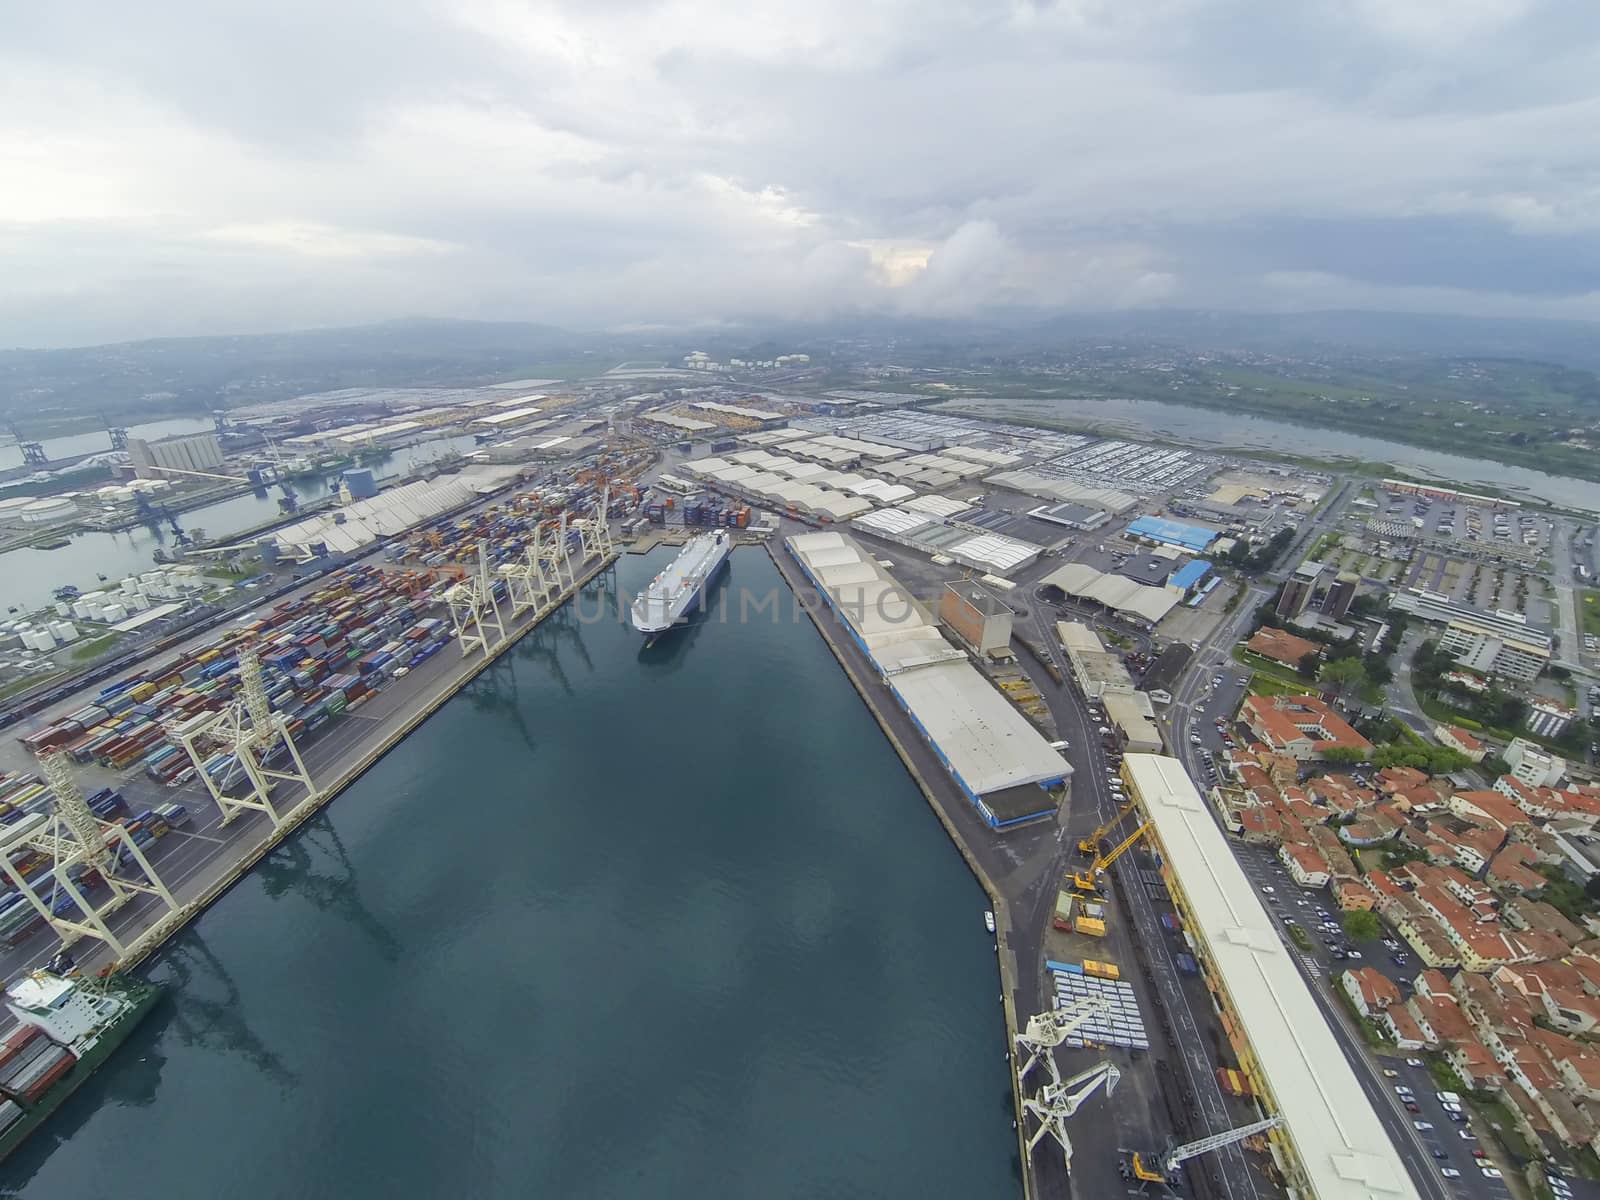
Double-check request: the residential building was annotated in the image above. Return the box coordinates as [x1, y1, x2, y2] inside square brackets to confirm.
[1245, 626, 1321, 671]
[1341, 967, 1400, 1016]
[1323, 571, 1359, 620]
[1279, 843, 1330, 888]
[1276, 560, 1329, 620]
[1506, 738, 1566, 789]
[1377, 1006, 1425, 1050]
[1487, 844, 1547, 896]
[1239, 694, 1373, 761]
[1434, 725, 1487, 763]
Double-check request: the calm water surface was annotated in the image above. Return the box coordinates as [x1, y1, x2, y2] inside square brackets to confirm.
[2, 550, 1018, 1200]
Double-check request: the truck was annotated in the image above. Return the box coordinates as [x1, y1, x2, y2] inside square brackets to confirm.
[1174, 953, 1199, 976]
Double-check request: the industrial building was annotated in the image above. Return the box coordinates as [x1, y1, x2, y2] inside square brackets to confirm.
[938, 581, 1014, 657]
[240, 466, 521, 562]
[983, 470, 1138, 515]
[1121, 754, 1420, 1200]
[127, 432, 224, 481]
[1054, 622, 1163, 751]
[786, 532, 1069, 827]
[1027, 501, 1109, 530]
[1038, 563, 1179, 627]
[1388, 589, 1553, 682]
[852, 508, 1041, 576]
[1124, 515, 1220, 554]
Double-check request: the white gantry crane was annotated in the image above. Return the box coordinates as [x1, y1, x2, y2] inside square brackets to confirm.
[0, 751, 178, 960]
[499, 521, 563, 619]
[168, 642, 318, 829]
[1015, 997, 1110, 1082]
[446, 542, 508, 658]
[574, 487, 614, 561]
[1015, 997, 1120, 1173]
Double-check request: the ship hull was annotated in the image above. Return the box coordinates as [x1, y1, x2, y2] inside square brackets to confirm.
[0, 977, 163, 1163]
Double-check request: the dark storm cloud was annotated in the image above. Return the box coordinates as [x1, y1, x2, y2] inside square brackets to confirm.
[3, 0, 1599, 345]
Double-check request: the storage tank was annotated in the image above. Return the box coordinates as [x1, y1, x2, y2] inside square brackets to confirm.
[48, 621, 79, 643]
[341, 468, 378, 499]
[19, 496, 77, 523]
[22, 628, 57, 651]
[53, 601, 71, 617]
[0, 496, 35, 521]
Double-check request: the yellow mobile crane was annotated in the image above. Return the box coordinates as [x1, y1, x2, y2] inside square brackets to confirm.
[1068, 821, 1151, 895]
[1077, 799, 1137, 857]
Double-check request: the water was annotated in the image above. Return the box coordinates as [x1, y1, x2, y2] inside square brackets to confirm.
[947, 396, 1599, 511]
[0, 435, 480, 614]
[2, 550, 1018, 1200]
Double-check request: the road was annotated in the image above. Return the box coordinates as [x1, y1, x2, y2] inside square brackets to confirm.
[1017, 606, 1268, 1200]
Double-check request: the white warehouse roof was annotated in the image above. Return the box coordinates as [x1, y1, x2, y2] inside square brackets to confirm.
[787, 532, 1069, 803]
[1040, 562, 1178, 626]
[1124, 755, 1419, 1200]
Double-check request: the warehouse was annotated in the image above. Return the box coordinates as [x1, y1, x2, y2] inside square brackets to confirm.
[984, 469, 1138, 514]
[1039, 563, 1179, 627]
[642, 412, 718, 434]
[787, 532, 1069, 827]
[1125, 515, 1220, 553]
[1122, 755, 1417, 1200]
[853, 508, 1042, 576]
[249, 467, 521, 560]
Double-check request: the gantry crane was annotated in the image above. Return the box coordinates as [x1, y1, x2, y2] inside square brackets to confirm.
[1068, 820, 1151, 894]
[1078, 798, 1137, 857]
[1121, 1115, 1282, 1188]
[1015, 997, 1120, 1173]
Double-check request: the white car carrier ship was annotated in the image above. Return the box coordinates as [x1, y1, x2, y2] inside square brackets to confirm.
[630, 530, 733, 642]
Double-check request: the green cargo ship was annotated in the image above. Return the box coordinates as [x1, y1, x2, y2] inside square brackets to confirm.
[0, 966, 163, 1162]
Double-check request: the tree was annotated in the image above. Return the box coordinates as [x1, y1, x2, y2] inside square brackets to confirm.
[1341, 910, 1382, 941]
[1322, 745, 1369, 766]
[1482, 754, 1511, 778]
[1318, 657, 1369, 704]
[1298, 652, 1321, 679]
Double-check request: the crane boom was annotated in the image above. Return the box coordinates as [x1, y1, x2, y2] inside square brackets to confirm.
[1162, 1115, 1282, 1174]
[1078, 798, 1136, 855]
[1069, 821, 1151, 893]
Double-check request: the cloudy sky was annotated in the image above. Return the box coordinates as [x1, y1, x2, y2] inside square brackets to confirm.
[5, 0, 1600, 346]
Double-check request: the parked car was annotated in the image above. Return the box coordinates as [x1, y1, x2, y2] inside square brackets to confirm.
[1413, 1121, 1433, 1131]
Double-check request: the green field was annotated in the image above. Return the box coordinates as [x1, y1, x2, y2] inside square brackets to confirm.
[1583, 589, 1600, 638]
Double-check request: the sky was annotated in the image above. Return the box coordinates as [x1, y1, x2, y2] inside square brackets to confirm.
[4, 0, 1600, 347]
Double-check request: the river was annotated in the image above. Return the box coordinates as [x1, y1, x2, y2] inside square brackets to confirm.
[0, 435, 481, 615]
[942, 396, 1599, 512]
[0, 549, 1019, 1200]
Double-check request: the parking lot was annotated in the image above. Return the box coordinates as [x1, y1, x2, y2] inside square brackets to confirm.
[1381, 1056, 1518, 1200]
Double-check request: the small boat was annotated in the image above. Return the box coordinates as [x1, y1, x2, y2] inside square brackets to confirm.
[983, 910, 996, 934]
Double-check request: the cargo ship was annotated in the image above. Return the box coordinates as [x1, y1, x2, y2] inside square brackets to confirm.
[630, 529, 732, 641]
[0, 959, 163, 1162]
